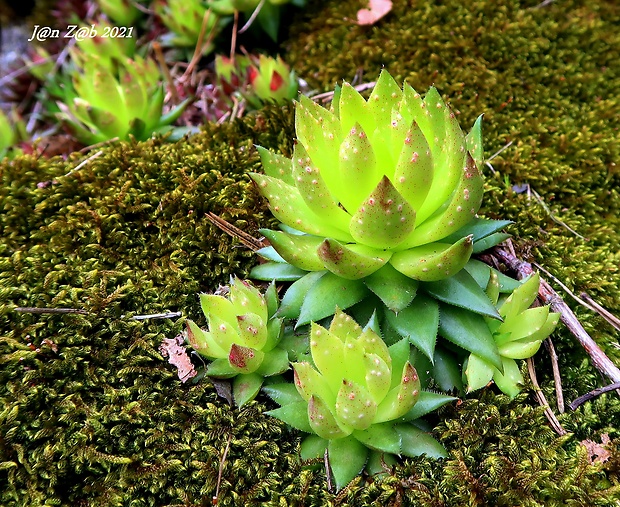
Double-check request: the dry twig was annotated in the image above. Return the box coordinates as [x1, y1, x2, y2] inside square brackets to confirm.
[527, 357, 567, 435]
[543, 337, 565, 413]
[205, 212, 267, 251]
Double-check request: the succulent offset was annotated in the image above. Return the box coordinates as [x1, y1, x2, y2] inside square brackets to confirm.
[54, 51, 188, 145]
[465, 272, 560, 397]
[264, 309, 453, 490]
[186, 278, 289, 406]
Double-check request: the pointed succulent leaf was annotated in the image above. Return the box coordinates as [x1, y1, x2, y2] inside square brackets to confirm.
[500, 273, 541, 320]
[350, 176, 416, 249]
[292, 141, 351, 229]
[308, 395, 351, 439]
[264, 281, 279, 317]
[257, 146, 295, 185]
[384, 294, 439, 362]
[439, 304, 502, 370]
[464, 354, 495, 393]
[263, 382, 304, 406]
[363, 263, 419, 312]
[232, 373, 263, 406]
[208, 313, 240, 351]
[424, 269, 501, 320]
[158, 97, 191, 127]
[300, 435, 328, 460]
[264, 317, 283, 352]
[492, 357, 524, 398]
[498, 339, 543, 359]
[255, 346, 289, 376]
[406, 153, 483, 246]
[293, 361, 336, 405]
[525, 312, 560, 343]
[366, 70, 402, 130]
[317, 239, 391, 280]
[266, 401, 313, 433]
[337, 123, 381, 212]
[309, 322, 346, 387]
[352, 422, 401, 455]
[442, 217, 513, 244]
[235, 313, 268, 349]
[363, 352, 392, 404]
[278, 271, 325, 319]
[402, 390, 458, 421]
[501, 306, 550, 342]
[342, 337, 370, 386]
[464, 259, 522, 293]
[250, 261, 307, 282]
[431, 345, 464, 392]
[466, 114, 484, 170]
[339, 81, 374, 135]
[374, 362, 420, 423]
[387, 338, 411, 388]
[358, 328, 392, 367]
[200, 294, 237, 325]
[485, 269, 501, 305]
[186, 320, 227, 358]
[298, 273, 369, 326]
[392, 120, 434, 212]
[390, 235, 473, 281]
[229, 278, 268, 321]
[335, 379, 377, 430]
[206, 358, 238, 377]
[228, 344, 264, 374]
[472, 232, 512, 253]
[328, 436, 368, 491]
[396, 424, 447, 458]
[260, 229, 326, 272]
[329, 308, 364, 342]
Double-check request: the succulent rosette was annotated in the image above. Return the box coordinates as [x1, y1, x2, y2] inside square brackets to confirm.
[185, 278, 289, 406]
[251, 71, 516, 365]
[465, 271, 560, 397]
[264, 309, 454, 490]
[154, 0, 229, 54]
[246, 55, 298, 106]
[55, 52, 189, 145]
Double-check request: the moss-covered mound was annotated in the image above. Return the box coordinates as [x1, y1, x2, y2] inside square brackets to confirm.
[1, 0, 620, 504]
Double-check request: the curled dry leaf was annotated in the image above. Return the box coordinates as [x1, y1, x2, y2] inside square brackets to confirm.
[357, 0, 393, 25]
[159, 334, 197, 383]
[580, 434, 611, 464]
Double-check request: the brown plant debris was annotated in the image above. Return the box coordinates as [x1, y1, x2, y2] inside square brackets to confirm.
[159, 333, 197, 383]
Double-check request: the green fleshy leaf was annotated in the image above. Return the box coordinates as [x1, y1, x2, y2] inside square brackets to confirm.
[336, 379, 377, 430]
[352, 423, 401, 454]
[365, 450, 397, 477]
[278, 271, 325, 319]
[395, 424, 447, 458]
[262, 382, 304, 406]
[424, 269, 501, 319]
[158, 97, 191, 126]
[256, 145, 294, 185]
[349, 176, 416, 250]
[232, 373, 263, 406]
[464, 354, 495, 393]
[464, 259, 521, 293]
[472, 232, 511, 253]
[439, 304, 502, 370]
[493, 357, 524, 398]
[255, 347, 290, 376]
[328, 436, 368, 491]
[250, 261, 307, 282]
[265, 282, 279, 317]
[442, 217, 513, 244]
[297, 273, 369, 326]
[384, 294, 439, 362]
[387, 338, 412, 388]
[309, 395, 350, 439]
[390, 236, 474, 282]
[431, 346, 464, 392]
[317, 239, 391, 280]
[266, 401, 312, 433]
[300, 435, 328, 460]
[402, 390, 458, 421]
[206, 358, 237, 377]
[375, 363, 421, 423]
[363, 263, 419, 312]
[228, 344, 264, 374]
[257, 246, 286, 263]
[256, 0, 280, 40]
[466, 114, 484, 170]
[260, 229, 326, 272]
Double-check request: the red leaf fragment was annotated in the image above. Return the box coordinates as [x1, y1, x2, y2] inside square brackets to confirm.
[159, 334, 197, 383]
[357, 0, 393, 26]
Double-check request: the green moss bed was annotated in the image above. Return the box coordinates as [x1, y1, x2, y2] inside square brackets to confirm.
[2, 0, 620, 505]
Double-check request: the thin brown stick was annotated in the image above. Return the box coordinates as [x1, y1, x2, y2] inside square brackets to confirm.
[494, 246, 620, 383]
[213, 432, 233, 505]
[324, 448, 334, 493]
[152, 41, 179, 104]
[184, 9, 217, 78]
[527, 357, 567, 435]
[543, 337, 565, 413]
[205, 212, 267, 251]
[579, 292, 620, 333]
[569, 382, 620, 411]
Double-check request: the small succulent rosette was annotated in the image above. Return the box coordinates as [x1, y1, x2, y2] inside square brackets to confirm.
[55, 51, 188, 145]
[465, 271, 560, 397]
[98, 0, 142, 26]
[154, 0, 229, 54]
[264, 309, 455, 490]
[185, 278, 289, 406]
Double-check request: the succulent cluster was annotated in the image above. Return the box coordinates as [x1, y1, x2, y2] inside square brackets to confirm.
[0, 109, 25, 159]
[186, 278, 289, 406]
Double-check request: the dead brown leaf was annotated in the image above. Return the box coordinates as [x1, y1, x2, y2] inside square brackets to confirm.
[357, 0, 393, 26]
[581, 434, 612, 464]
[159, 334, 197, 383]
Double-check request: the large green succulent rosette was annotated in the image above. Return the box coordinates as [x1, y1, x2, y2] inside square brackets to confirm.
[251, 70, 517, 366]
[264, 309, 455, 490]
